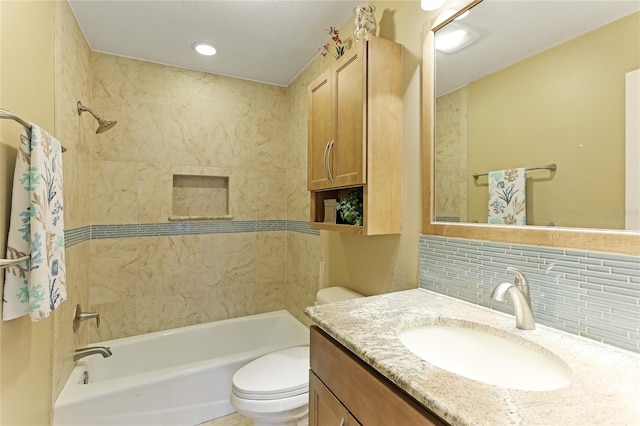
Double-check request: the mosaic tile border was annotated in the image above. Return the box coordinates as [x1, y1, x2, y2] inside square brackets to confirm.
[64, 220, 319, 247]
[419, 235, 640, 353]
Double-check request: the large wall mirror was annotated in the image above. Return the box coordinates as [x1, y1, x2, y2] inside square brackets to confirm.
[422, 0, 640, 255]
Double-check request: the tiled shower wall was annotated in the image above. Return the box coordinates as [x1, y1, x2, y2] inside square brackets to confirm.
[87, 53, 292, 342]
[419, 235, 640, 353]
[85, 51, 330, 342]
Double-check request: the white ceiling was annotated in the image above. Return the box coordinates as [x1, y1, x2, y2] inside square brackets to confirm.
[68, 1, 640, 90]
[69, 0, 360, 87]
[436, 1, 640, 96]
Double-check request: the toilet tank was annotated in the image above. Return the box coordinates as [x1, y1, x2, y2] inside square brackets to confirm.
[316, 287, 364, 305]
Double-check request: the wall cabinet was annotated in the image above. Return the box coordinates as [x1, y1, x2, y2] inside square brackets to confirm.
[309, 326, 447, 426]
[307, 36, 402, 235]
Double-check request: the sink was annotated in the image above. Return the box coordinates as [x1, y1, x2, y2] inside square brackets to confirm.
[398, 324, 572, 391]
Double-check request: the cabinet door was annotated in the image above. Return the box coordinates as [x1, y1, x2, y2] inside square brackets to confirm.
[330, 48, 365, 188]
[310, 372, 361, 426]
[308, 71, 333, 191]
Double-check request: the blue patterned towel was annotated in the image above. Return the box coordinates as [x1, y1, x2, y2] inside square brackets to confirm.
[3, 125, 66, 321]
[488, 168, 526, 225]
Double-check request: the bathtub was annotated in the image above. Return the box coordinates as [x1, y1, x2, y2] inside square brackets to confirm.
[54, 310, 309, 426]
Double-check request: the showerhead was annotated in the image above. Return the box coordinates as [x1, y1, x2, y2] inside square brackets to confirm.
[96, 118, 118, 134]
[77, 101, 118, 134]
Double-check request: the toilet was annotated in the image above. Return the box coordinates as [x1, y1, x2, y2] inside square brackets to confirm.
[229, 286, 364, 426]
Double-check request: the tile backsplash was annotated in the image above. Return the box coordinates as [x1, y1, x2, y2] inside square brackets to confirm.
[419, 235, 640, 353]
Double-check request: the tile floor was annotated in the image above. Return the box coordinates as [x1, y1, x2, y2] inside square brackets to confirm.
[198, 412, 253, 426]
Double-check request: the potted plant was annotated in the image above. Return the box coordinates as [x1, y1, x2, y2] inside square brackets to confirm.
[336, 188, 363, 226]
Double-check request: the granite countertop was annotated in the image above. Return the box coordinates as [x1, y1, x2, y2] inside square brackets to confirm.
[304, 289, 640, 426]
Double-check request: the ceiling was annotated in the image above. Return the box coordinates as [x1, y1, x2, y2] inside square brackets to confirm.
[68, 1, 640, 90]
[435, 1, 640, 96]
[69, 0, 360, 87]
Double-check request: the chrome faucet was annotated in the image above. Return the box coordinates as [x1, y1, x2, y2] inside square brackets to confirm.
[490, 267, 535, 330]
[74, 346, 112, 361]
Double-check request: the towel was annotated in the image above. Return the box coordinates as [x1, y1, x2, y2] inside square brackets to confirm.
[488, 168, 526, 225]
[3, 125, 66, 322]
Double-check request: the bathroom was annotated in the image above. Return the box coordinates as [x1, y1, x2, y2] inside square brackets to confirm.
[0, 0, 638, 425]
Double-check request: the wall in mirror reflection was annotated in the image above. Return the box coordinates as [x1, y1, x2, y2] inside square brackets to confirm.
[435, 11, 639, 230]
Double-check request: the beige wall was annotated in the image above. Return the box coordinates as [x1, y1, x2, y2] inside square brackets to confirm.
[51, 0, 93, 404]
[87, 54, 291, 341]
[466, 12, 640, 228]
[319, 1, 435, 296]
[0, 2, 55, 424]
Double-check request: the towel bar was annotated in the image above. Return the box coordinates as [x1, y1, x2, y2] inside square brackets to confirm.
[0, 108, 67, 152]
[0, 255, 29, 270]
[473, 163, 557, 179]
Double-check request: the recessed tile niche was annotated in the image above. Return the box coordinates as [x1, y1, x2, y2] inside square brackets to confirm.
[170, 175, 231, 220]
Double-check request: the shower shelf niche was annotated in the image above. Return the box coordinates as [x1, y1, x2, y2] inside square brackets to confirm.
[170, 175, 231, 221]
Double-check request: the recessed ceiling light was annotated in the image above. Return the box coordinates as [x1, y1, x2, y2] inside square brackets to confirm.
[192, 42, 217, 56]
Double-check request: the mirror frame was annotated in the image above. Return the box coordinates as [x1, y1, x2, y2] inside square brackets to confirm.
[421, 0, 640, 256]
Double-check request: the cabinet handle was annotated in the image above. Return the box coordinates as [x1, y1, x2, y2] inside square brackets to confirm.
[327, 139, 334, 181]
[323, 141, 330, 181]
[339, 418, 345, 426]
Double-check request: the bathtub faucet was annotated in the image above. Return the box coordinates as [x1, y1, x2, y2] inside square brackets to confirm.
[74, 346, 113, 361]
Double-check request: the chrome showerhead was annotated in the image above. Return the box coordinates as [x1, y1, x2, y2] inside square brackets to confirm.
[77, 101, 118, 134]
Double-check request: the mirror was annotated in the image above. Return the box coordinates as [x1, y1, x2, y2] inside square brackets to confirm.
[422, 0, 640, 255]
[432, 0, 639, 230]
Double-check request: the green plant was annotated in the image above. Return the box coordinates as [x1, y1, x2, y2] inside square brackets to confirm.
[336, 188, 363, 226]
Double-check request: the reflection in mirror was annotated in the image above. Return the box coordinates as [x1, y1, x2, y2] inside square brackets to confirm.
[434, 1, 640, 230]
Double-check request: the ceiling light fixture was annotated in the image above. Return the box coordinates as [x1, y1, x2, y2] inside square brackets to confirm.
[455, 10, 470, 20]
[192, 42, 217, 56]
[421, 0, 445, 11]
[435, 24, 479, 53]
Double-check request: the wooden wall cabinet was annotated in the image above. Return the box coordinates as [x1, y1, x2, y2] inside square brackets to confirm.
[309, 326, 448, 426]
[307, 36, 402, 235]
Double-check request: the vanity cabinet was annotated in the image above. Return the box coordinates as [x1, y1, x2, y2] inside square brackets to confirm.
[310, 373, 361, 426]
[307, 36, 402, 235]
[309, 326, 447, 426]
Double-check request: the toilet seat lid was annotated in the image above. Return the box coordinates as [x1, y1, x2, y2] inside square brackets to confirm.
[232, 346, 310, 400]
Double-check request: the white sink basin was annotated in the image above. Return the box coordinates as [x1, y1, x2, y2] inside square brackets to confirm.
[398, 324, 572, 391]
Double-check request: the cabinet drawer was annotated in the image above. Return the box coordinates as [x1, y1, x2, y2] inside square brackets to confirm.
[310, 372, 361, 426]
[310, 326, 447, 426]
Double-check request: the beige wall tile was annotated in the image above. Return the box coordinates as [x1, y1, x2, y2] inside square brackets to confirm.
[136, 294, 202, 334]
[137, 236, 203, 297]
[90, 238, 137, 304]
[89, 300, 136, 342]
[201, 285, 255, 323]
[138, 163, 173, 223]
[91, 160, 138, 224]
[286, 166, 310, 222]
[52, 0, 93, 407]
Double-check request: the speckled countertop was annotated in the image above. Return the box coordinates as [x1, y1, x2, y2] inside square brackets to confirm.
[304, 289, 640, 426]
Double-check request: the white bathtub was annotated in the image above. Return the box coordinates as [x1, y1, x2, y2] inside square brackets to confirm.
[54, 310, 309, 426]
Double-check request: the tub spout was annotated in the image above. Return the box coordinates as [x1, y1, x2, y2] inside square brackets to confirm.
[74, 346, 112, 361]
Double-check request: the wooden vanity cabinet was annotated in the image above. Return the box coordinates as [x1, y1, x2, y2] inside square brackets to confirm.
[309, 326, 447, 426]
[307, 35, 402, 235]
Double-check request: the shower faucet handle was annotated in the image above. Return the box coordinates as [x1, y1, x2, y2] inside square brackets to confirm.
[73, 304, 101, 333]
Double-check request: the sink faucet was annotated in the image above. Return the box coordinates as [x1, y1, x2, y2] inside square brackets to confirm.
[490, 267, 535, 330]
[74, 346, 113, 361]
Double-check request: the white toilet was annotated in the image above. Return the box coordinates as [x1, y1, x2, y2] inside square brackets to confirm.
[229, 286, 363, 426]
